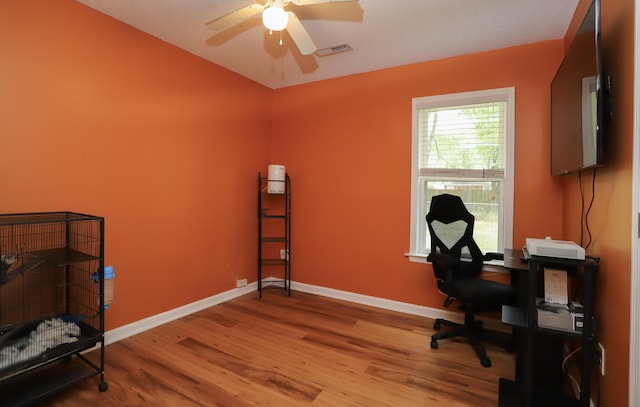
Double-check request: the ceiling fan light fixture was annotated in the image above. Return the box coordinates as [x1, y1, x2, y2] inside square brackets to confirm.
[262, 5, 288, 31]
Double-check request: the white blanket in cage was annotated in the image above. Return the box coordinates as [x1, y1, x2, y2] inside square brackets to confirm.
[0, 318, 81, 370]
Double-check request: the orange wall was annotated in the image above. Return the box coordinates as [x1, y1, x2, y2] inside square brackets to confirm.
[271, 41, 566, 306]
[559, 0, 635, 405]
[0, 1, 272, 331]
[272, 0, 635, 402]
[1, 0, 635, 405]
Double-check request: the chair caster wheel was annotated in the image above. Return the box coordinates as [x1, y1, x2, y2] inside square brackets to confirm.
[433, 321, 441, 330]
[431, 339, 438, 349]
[481, 358, 491, 368]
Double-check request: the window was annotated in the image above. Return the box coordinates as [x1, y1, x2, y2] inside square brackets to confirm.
[409, 88, 514, 260]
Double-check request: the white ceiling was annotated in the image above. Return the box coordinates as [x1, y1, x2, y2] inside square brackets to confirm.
[75, 0, 580, 89]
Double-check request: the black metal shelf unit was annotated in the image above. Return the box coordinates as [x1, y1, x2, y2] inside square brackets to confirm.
[257, 172, 290, 297]
[0, 212, 107, 406]
[500, 255, 598, 407]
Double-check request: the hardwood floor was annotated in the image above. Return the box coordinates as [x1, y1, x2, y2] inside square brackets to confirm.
[35, 289, 515, 406]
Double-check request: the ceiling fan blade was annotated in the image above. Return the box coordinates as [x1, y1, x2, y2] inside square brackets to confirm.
[286, 12, 317, 55]
[294, 0, 359, 5]
[206, 4, 264, 31]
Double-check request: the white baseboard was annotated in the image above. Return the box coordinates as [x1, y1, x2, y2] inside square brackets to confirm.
[290, 281, 509, 333]
[104, 282, 257, 345]
[104, 279, 508, 345]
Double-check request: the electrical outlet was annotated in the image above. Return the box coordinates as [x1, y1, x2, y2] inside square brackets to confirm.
[280, 249, 289, 260]
[236, 278, 247, 288]
[595, 342, 605, 376]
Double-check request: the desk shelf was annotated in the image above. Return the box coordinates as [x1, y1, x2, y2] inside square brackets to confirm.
[502, 304, 594, 340]
[500, 252, 598, 407]
[499, 377, 581, 407]
[501, 305, 527, 328]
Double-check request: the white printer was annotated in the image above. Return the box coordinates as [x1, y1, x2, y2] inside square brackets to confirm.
[525, 237, 585, 260]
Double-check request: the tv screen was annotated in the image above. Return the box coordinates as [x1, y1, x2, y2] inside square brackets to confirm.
[551, 0, 609, 176]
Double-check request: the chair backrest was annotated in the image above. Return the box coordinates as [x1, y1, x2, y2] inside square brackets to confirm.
[426, 194, 484, 279]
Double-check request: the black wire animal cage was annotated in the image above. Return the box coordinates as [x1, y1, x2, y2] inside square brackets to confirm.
[0, 212, 107, 405]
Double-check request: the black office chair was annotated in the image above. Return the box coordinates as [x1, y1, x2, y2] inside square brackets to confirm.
[426, 193, 516, 367]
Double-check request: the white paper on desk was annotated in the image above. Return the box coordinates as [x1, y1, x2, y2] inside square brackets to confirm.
[544, 268, 568, 304]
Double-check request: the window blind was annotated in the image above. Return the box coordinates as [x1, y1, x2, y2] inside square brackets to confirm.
[418, 101, 507, 179]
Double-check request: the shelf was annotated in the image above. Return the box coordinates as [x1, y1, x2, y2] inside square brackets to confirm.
[502, 305, 527, 328]
[502, 305, 594, 339]
[1, 248, 99, 286]
[257, 172, 291, 297]
[535, 324, 595, 339]
[32, 248, 100, 266]
[260, 237, 287, 243]
[261, 259, 288, 267]
[499, 378, 580, 407]
[499, 254, 598, 407]
[0, 357, 102, 407]
[0, 323, 101, 380]
[529, 254, 598, 267]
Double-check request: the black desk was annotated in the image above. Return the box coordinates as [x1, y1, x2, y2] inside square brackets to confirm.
[503, 248, 529, 271]
[499, 250, 598, 407]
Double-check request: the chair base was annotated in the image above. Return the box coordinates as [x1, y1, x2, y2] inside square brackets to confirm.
[430, 313, 512, 368]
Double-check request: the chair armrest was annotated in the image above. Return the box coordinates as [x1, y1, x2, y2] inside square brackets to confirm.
[427, 252, 459, 280]
[484, 252, 504, 261]
[427, 252, 459, 306]
[427, 252, 457, 269]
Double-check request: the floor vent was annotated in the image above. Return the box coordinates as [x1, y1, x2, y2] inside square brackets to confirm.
[315, 43, 353, 57]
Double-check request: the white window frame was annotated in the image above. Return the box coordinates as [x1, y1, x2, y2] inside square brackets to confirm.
[408, 87, 515, 262]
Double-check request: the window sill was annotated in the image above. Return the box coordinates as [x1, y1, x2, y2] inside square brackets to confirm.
[405, 253, 428, 263]
[405, 252, 509, 274]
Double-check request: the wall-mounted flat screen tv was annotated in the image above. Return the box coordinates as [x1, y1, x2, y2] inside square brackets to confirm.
[551, 0, 610, 176]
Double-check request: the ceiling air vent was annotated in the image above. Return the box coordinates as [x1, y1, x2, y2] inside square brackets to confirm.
[314, 43, 353, 57]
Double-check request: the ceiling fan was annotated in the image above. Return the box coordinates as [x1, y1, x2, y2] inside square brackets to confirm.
[206, 0, 359, 55]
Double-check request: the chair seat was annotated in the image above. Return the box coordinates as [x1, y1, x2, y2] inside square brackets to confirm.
[444, 278, 516, 306]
